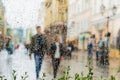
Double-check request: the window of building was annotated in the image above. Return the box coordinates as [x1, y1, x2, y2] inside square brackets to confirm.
[85, 0, 90, 10]
[94, 0, 101, 14]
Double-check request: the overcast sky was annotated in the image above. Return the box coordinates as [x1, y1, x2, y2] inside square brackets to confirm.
[2, 0, 42, 29]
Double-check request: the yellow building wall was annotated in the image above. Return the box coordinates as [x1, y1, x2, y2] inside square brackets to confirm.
[45, 0, 52, 28]
[45, 0, 68, 29]
[0, 0, 5, 35]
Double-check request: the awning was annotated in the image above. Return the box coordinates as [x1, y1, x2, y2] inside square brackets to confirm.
[80, 31, 91, 35]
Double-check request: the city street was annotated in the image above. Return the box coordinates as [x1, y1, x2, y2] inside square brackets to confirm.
[0, 44, 120, 80]
[0, 0, 120, 80]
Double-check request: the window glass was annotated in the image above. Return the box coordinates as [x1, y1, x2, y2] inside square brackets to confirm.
[94, 0, 101, 14]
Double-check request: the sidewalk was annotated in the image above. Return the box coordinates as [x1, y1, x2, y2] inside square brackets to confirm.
[109, 49, 120, 58]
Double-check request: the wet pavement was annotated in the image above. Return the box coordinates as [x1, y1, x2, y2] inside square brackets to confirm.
[0, 45, 120, 80]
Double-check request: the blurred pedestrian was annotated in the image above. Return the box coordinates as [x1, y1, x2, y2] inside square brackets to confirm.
[49, 35, 64, 79]
[14, 42, 19, 50]
[24, 42, 30, 54]
[67, 42, 74, 59]
[96, 43, 99, 61]
[29, 26, 48, 79]
[99, 42, 109, 65]
[87, 41, 93, 54]
[87, 41, 93, 60]
[4, 37, 14, 80]
[5, 37, 14, 55]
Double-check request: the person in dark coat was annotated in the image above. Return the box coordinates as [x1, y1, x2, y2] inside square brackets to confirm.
[29, 26, 48, 79]
[87, 41, 93, 60]
[5, 38, 14, 55]
[96, 43, 99, 61]
[49, 35, 64, 78]
[67, 42, 74, 59]
[87, 42, 93, 54]
[24, 43, 30, 54]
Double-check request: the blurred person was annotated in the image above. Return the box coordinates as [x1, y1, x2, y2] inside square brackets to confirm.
[14, 41, 19, 50]
[99, 42, 109, 65]
[96, 43, 99, 61]
[87, 41, 93, 55]
[24, 42, 30, 54]
[29, 26, 48, 79]
[5, 37, 14, 55]
[67, 42, 74, 59]
[5, 37, 14, 80]
[49, 35, 64, 79]
[87, 41, 93, 64]
[100, 42, 106, 65]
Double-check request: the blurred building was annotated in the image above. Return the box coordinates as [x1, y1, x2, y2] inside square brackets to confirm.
[68, 0, 120, 50]
[90, 0, 120, 48]
[38, 0, 46, 33]
[44, 0, 68, 46]
[26, 28, 33, 44]
[13, 28, 24, 42]
[44, 0, 68, 28]
[0, 0, 5, 36]
[67, 0, 91, 50]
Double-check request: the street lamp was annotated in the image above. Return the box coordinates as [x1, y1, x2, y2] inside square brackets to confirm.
[100, 4, 117, 32]
[100, 4, 106, 16]
[112, 6, 117, 15]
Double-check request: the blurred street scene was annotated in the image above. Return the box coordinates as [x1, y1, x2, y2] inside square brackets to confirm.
[0, 0, 120, 80]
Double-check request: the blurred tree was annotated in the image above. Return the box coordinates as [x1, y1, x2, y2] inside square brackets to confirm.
[6, 28, 13, 37]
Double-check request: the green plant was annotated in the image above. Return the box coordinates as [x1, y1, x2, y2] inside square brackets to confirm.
[21, 72, 29, 80]
[109, 75, 116, 80]
[12, 70, 17, 80]
[0, 75, 7, 80]
[117, 67, 120, 73]
[0, 63, 120, 80]
[58, 66, 72, 80]
[86, 60, 93, 80]
[74, 72, 87, 80]
[39, 72, 46, 80]
[74, 73, 80, 80]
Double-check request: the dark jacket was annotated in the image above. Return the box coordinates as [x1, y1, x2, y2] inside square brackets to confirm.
[5, 42, 14, 55]
[117, 35, 120, 49]
[68, 43, 74, 51]
[50, 42, 64, 59]
[30, 34, 48, 56]
[87, 43, 93, 54]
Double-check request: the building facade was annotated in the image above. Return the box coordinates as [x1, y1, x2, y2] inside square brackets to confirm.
[0, 0, 5, 36]
[38, 0, 46, 33]
[67, 0, 91, 49]
[44, 0, 68, 46]
[45, 0, 68, 28]
[90, 0, 120, 47]
[68, 0, 120, 49]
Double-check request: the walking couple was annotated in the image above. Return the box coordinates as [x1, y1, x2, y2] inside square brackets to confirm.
[29, 26, 64, 80]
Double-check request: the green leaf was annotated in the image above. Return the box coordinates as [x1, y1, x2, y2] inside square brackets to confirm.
[117, 68, 120, 73]
[110, 75, 116, 80]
